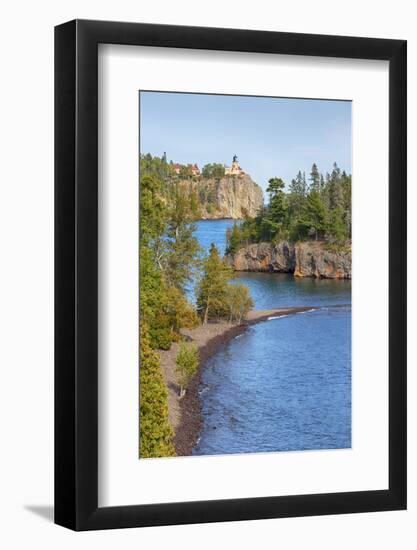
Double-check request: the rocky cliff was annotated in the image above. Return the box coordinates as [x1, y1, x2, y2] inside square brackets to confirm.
[225, 241, 351, 279]
[178, 175, 263, 219]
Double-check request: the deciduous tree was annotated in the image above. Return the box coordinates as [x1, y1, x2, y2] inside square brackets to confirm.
[227, 284, 254, 324]
[175, 343, 199, 398]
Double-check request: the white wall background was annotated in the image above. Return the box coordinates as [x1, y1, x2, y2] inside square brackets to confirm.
[0, 0, 415, 548]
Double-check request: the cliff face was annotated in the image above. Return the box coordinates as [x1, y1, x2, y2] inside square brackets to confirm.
[226, 241, 351, 279]
[178, 175, 263, 219]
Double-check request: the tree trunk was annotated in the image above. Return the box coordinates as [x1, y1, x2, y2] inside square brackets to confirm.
[203, 297, 210, 325]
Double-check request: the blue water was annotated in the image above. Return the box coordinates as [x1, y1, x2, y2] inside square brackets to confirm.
[192, 219, 351, 456]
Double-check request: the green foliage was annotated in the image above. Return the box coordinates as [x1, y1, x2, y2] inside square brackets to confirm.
[179, 165, 193, 178]
[328, 162, 344, 211]
[175, 343, 199, 397]
[226, 161, 351, 252]
[140, 153, 175, 181]
[227, 284, 254, 324]
[309, 163, 321, 192]
[297, 190, 328, 241]
[226, 223, 241, 254]
[163, 285, 200, 334]
[139, 325, 176, 458]
[139, 156, 201, 349]
[328, 207, 346, 244]
[140, 174, 167, 244]
[266, 178, 287, 225]
[202, 163, 225, 179]
[197, 243, 234, 324]
[165, 185, 201, 291]
[139, 154, 206, 457]
[136, 153, 252, 457]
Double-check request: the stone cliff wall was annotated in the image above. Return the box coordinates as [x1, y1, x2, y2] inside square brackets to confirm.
[225, 241, 351, 279]
[178, 175, 263, 219]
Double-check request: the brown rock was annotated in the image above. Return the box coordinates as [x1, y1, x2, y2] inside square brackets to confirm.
[226, 241, 351, 279]
[178, 174, 263, 219]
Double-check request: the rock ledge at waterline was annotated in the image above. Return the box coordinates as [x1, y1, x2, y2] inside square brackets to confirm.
[225, 241, 351, 279]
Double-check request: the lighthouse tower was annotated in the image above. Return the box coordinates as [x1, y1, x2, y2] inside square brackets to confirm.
[225, 154, 245, 177]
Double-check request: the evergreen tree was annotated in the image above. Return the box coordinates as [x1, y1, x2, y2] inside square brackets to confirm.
[197, 244, 234, 324]
[328, 162, 344, 211]
[226, 223, 242, 254]
[328, 208, 346, 243]
[289, 170, 307, 197]
[266, 177, 287, 238]
[140, 153, 175, 181]
[267, 177, 286, 218]
[309, 163, 321, 192]
[288, 170, 307, 228]
[140, 245, 172, 349]
[341, 171, 352, 238]
[298, 190, 328, 240]
[139, 325, 176, 458]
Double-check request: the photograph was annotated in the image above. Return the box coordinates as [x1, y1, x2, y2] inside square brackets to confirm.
[0, 0, 409, 542]
[139, 91, 352, 458]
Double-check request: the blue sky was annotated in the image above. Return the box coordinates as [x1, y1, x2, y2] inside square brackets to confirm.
[140, 91, 351, 192]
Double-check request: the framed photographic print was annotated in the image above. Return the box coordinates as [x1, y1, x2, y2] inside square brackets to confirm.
[55, 20, 407, 530]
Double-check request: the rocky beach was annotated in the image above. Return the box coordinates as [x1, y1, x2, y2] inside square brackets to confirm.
[158, 306, 319, 455]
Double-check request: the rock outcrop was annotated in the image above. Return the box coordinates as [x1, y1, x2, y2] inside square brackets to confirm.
[178, 175, 263, 219]
[226, 241, 351, 279]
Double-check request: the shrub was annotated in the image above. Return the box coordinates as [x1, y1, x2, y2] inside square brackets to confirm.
[227, 284, 254, 324]
[175, 343, 199, 397]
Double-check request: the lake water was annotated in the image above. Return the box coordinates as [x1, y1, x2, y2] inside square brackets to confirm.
[192, 219, 351, 455]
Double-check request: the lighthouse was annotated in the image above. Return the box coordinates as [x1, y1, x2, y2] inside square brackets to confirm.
[225, 154, 245, 177]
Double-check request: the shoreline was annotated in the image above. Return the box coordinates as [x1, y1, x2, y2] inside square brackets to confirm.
[158, 306, 319, 456]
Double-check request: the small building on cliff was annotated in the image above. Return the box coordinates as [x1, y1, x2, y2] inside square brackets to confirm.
[225, 154, 245, 177]
[172, 162, 200, 176]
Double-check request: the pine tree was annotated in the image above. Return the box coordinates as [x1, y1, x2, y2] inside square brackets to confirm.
[341, 171, 352, 239]
[309, 163, 321, 192]
[328, 162, 344, 211]
[226, 223, 242, 254]
[298, 190, 328, 240]
[197, 244, 234, 324]
[288, 171, 307, 227]
[266, 177, 287, 238]
[289, 171, 307, 197]
[328, 208, 346, 243]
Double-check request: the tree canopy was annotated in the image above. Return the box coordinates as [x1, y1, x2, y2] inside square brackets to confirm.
[139, 154, 254, 458]
[226, 161, 351, 252]
[202, 163, 225, 179]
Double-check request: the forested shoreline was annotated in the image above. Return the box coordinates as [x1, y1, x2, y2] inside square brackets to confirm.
[139, 155, 254, 458]
[139, 155, 351, 458]
[226, 163, 351, 254]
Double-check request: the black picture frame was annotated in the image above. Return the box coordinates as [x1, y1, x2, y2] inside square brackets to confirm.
[55, 19, 407, 531]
